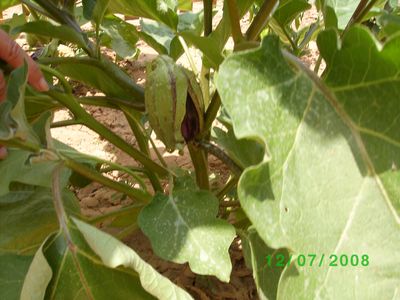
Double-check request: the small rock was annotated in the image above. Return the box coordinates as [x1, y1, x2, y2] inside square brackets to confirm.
[81, 197, 99, 208]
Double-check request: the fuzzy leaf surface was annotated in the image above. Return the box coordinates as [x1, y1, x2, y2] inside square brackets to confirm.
[139, 190, 236, 282]
[216, 32, 400, 299]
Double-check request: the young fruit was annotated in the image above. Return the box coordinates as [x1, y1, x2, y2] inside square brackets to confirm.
[145, 55, 204, 152]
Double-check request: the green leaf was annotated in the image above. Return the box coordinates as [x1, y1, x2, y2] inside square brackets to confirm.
[0, 149, 70, 196]
[319, 0, 358, 29]
[140, 18, 182, 59]
[12, 21, 89, 50]
[0, 0, 20, 10]
[82, 0, 110, 26]
[108, 0, 178, 29]
[139, 10, 204, 59]
[318, 26, 400, 214]
[378, 11, 400, 37]
[0, 64, 39, 147]
[73, 218, 193, 299]
[212, 124, 264, 169]
[273, 0, 311, 26]
[36, 231, 154, 299]
[178, 10, 204, 35]
[53, 57, 141, 100]
[20, 241, 52, 300]
[216, 34, 400, 298]
[0, 185, 79, 254]
[179, 31, 223, 68]
[0, 254, 33, 300]
[180, 0, 254, 68]
[0, 13, 26, 37]
[101, 15, 139, 59]
[138, 190, 236, 282]
[177, 0, 192, 11]
[241, 228, 288, 300]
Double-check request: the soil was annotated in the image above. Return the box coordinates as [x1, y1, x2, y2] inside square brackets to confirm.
[3, 2, 321, 299]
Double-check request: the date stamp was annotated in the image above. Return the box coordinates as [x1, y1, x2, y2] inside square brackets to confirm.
[267, 254, 369, 267]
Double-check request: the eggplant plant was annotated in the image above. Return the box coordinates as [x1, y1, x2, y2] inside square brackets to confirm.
[0, 0, 399, 299]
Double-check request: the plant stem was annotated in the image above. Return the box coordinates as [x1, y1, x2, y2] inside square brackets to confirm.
[246, 0, 279, 41]
[2, 138, 41, 153]
[343, 0, 368, 33]
[219, 200, 240, 207]
[313, 56, 323, 74]
[40, 64, 73, 94]
[51, 119, 81, 128]
[201, 91, 221, 137]
[63, 157, 151, 203]
[280, 23, 298, 52]
[23, 3, 40, 21]
[115, 223, 138, 240]
[188, 142, 210, 190]
[22, 0, 54, 20]
[87, 203, 144, 225]
[121, 107, 163, 192]
[33, 0, 95, 56]
[121, 107, 150, 156]
[203, 0, 213, 36]
[217, 176, 238, 200]
[197, 140, 242, 176]
[147, 132, 168, 168]
[52, 163, 73, 243]
[58, 149, 148, 191]
[227, 0, 245, 45]
[355, 0, 378, 24]
[202, 0, 213, 107]
[47, 90, 169, 179]
[78, 96, 145, 111]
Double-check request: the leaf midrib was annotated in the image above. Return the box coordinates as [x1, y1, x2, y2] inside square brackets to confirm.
[285, 51, 400, 224]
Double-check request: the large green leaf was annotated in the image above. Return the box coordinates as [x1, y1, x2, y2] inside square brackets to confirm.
[22, 231, 154, 300]
[0, 185, 78, 254]
[73, 218, 193, 299]
[108, 0, 178, 29]
[0, 254, 33, 300]
[241, 228, 288, 300]
[12, 21, 89, 50]
[22, 217, 192, 299]
[138, 190, 236, 282]
[20, 241, 52, 300]
[317, 27, 400, 214]
[216, 33, 400, 298]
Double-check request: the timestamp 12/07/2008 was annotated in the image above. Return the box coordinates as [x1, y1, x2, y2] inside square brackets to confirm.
[266, 254, 369, 268]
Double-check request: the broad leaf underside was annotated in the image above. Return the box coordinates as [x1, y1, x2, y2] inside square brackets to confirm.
[216, 27, 400, 299]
